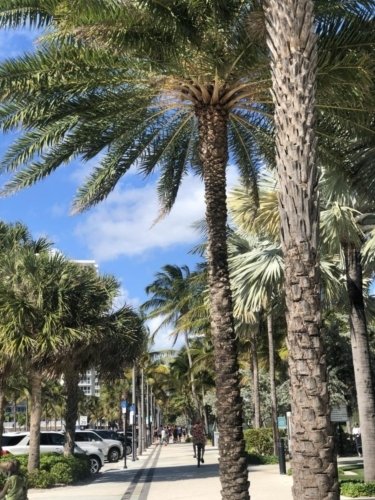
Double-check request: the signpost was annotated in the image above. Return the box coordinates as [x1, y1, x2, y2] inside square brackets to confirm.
[121, 400, 128, 469]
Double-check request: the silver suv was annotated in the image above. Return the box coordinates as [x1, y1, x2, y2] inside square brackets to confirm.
[1, 431, 104, 474]
[74, 430, 123, 462]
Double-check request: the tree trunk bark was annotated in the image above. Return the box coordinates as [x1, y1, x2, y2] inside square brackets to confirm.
[267, 313, 279, 455]
[64, 367, 80, 456]
[264, 1, 339, 498]
[250, 327, 261, 429]
[28, 369, 43, 472]
[184, 331, 201, 415]
[197, 104, 249, 500]
[344, 244, 375, 482]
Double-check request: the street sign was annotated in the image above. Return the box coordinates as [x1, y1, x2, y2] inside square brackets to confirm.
[120, 400, 127, 414]
[277, 416, 287, 429]
[79, 416, 88, 426]
[129, 404, 135, 425]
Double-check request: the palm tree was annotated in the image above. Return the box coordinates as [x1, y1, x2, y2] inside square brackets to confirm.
[0, 248, 83, 472]
[263, 1, 339, 497]
[52, 264, 146, 455]
[321, 199, 375, 481]
[0, 2, 373, 496]
[142, 265, 202, 414]
[0, 222, 50, 456]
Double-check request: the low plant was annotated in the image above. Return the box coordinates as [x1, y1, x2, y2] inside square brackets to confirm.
[244, 428, 274, 456]
[28, 469, 55, 488]
[0, 453, 90, 489]
[340, 481, 375, 498]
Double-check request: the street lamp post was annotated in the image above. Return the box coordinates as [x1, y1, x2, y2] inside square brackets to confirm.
[132, 365, 137, 461]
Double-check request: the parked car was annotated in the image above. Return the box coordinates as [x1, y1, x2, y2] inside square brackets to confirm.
[1, 431, 104, 474]
[74, 430, 123, 462]
[90, 429, 132, 456]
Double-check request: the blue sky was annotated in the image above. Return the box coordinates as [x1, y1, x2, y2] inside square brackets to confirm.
[0, 28, 217, 350]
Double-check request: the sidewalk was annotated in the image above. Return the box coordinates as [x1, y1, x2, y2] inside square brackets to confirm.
[27, 443, 373, 500]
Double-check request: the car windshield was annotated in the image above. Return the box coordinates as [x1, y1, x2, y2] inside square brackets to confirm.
[94, 430, 119, 440]
[75, 432, 101, 442]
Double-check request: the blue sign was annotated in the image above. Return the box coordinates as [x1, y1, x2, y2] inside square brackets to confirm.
[120, 400, 128, 409]
[278, 416, 287, 429]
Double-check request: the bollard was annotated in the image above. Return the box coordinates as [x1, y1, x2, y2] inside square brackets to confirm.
[278, 439, 286, 475]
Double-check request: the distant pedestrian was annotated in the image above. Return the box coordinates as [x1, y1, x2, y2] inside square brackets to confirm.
[161, 426, 168, 446]
[191, 419, 206, 463]
[177, 426, 182, 443]
[352, 423, 362, 457]
[0, 459, 28, 500]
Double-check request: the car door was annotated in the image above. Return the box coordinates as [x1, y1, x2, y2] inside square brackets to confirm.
[39, 433, 64, 454]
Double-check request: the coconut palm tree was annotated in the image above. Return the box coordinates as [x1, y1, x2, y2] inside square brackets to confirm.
[0, 2, 373, 496]
[142, 265, 203, 413]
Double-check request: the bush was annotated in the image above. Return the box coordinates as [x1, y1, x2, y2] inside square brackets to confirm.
[28, 469, 55, 489]
[1, 453, 90, 489]
[244, 428, 275, 456]
[50, 462, 75, 485]
[340, 481, 375, 497]
[185, 436, 192, 443]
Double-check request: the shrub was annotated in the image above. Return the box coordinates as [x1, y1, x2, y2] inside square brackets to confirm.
[244, 428, 274, 456]
[50, 462, 75, 485]
[185, 436, 192, 443]
[28, 469, 55, 488]
[340, 481, 375, 498]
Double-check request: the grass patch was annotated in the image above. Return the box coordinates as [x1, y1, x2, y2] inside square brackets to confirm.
[339, 464, 364, 483]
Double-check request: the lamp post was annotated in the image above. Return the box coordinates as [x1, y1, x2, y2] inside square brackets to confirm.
[121, 399, 128, 469]
[132, 365, 137, 461]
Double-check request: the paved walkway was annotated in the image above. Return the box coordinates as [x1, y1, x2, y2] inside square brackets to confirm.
[27, 443, 372, 500]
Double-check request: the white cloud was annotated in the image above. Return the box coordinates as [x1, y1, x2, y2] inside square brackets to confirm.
[146, 316, 184, 352]
[113, 285, 141, 310]
[74, 174, 206, 261]
[74, 165, 240, 262]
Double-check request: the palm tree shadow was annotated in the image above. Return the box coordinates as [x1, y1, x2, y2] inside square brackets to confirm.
[94, 463, 219, 484]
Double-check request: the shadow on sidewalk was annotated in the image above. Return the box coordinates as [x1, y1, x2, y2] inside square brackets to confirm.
[94, 463, 220, 484]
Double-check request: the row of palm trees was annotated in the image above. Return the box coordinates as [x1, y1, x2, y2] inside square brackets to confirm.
[0, 221, 146, 473]
[142, 168, 375, 475]
[0, 1, 374, 498]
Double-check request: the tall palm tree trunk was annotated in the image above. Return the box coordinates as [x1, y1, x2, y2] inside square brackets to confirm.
[64, 367, 80, 455]
[250, 327, 261, 428]
[264, 1, 339, 498]
[28, 369, 43, 472]
[343, 244, 375, 482]
[197, 104, 249, 500]
[267, 313, 279, 455]
[184, 331, 200, 415]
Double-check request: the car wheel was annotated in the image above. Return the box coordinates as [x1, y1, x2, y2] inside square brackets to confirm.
[125, 444, 132, 456]
[89, 456, 101, 474]
[108, 447, 120, 462]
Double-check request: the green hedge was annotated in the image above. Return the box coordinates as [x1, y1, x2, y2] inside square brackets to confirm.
[0, 453, 91, 489]
[340, 481, 375, 497]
